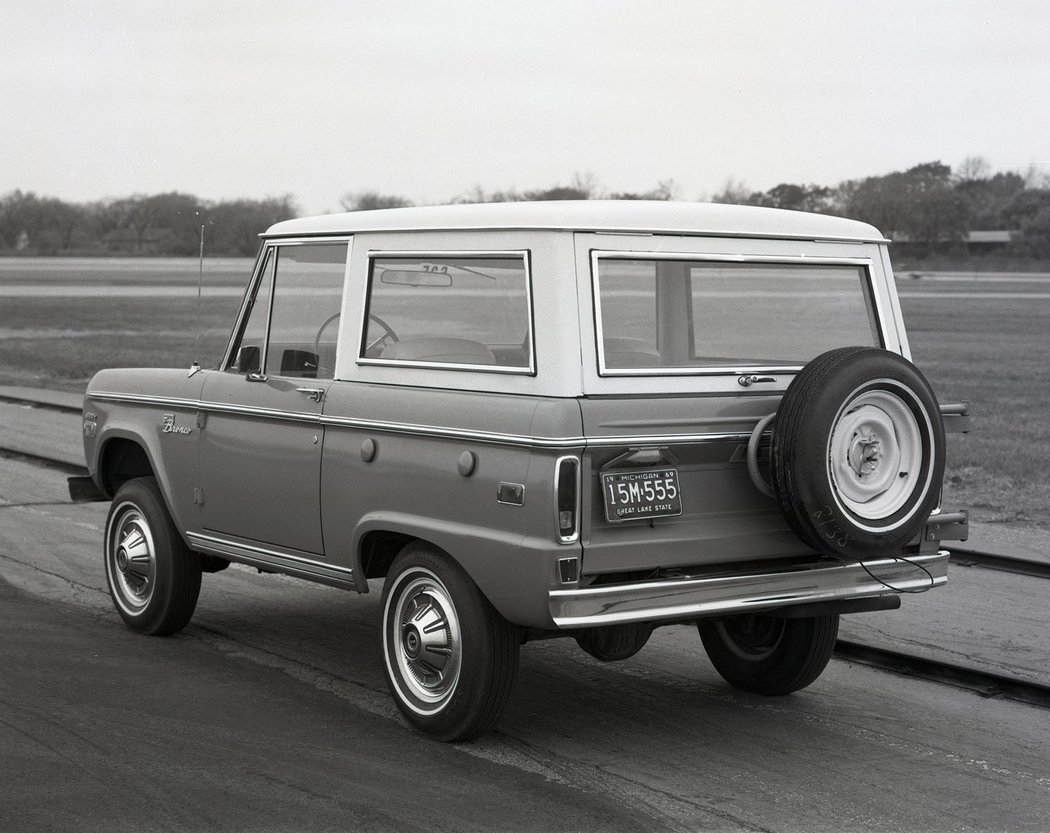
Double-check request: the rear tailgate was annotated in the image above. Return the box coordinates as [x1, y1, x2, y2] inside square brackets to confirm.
[578, 394, 814, 576]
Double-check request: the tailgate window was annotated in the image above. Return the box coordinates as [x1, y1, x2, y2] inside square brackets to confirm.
[594, 256, 881, 373]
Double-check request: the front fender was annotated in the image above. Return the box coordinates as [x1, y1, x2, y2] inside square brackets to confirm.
[93, 423, 196, 537]
[86, 368, 206, 539]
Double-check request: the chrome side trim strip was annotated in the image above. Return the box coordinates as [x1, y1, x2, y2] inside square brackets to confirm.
[89, 391, 320, 424]
[198, 401, 319, 424]
[549, 552, 949, 628]
[89, 391, 200, 409]
[321, 415, 749, 450]
[89, 391, 752, 449]
[321, 414, 572, 447]
[187, 531, 356, 588]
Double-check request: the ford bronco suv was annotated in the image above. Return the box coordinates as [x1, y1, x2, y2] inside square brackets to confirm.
[70, 201, 969, 741]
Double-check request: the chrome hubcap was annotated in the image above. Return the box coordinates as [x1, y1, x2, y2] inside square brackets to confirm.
[107, 505, 156, 613]
[386, 571, 462, 712]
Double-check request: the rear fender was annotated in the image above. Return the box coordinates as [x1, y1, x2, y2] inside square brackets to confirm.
[351, 512, 563, 628]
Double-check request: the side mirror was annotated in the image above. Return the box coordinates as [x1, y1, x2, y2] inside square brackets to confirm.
[237, 345, 261, 374]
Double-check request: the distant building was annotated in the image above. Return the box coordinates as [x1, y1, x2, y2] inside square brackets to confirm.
[889, 229, 1019, 255]
[965, 230, 1019, 255]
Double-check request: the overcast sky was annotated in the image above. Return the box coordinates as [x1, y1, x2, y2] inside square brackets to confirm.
[4, 0, 1049, 214]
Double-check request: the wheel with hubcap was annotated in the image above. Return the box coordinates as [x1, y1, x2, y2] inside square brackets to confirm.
[771, 347, 945, 561]
[381, 544, 519, 741]
[699, 613, 839, 695]
[104, 477, 201, 636]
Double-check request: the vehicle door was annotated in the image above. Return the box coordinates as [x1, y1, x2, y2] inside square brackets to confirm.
[198, 240, 348, 556]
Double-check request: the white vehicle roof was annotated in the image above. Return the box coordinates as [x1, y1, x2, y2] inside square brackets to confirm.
[264, 200, 887, 244]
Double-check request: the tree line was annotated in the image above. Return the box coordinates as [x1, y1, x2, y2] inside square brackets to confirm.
[712, 158, 1050, 256]
[4, 157, 1050, 257]
[0, 192, 297, 257]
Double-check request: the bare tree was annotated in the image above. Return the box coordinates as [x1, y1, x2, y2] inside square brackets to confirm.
[340, 192, 413, 211]
[710, 178, 755, 205]
[956, 155, 992, 183]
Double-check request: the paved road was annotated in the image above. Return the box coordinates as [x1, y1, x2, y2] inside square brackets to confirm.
[0, 398, 85, 468]
[2, 459, 1049, 832]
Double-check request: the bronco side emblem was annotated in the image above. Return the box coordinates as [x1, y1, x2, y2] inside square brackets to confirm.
[161, 413, 193, 435]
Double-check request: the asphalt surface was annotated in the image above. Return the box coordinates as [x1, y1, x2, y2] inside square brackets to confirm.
[2, 385, 1050, 830]
[0, 578, 652, 833]
[2, 456, 1050, 832]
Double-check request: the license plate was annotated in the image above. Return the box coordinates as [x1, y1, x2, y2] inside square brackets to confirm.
[601, 468, 682, 523]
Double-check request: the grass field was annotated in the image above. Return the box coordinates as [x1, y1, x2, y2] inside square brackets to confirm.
[1, 258, 1046, 528]
[896, 281, 1050, 528]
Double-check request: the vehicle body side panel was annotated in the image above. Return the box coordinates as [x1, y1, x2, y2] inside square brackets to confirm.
[85, 368, 206, 535]
[319, 383, 584, 627]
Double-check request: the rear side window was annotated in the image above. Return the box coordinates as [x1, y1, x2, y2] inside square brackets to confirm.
[360, 252, 534, 373]
[593, 256, 881, 374]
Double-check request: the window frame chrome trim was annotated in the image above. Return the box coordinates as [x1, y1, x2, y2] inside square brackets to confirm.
[590, 251, 885, 377]
[357, 249, 536, 376]
[220, 244, 269, 372]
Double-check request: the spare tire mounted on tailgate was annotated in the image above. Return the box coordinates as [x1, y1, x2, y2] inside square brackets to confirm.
[770, 346, 946, 561]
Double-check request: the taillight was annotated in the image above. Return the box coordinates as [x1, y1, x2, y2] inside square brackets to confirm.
[554, 456, 580, 544]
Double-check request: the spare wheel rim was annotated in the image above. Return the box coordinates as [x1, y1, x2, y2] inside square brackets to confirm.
[827, 384, 926, 525]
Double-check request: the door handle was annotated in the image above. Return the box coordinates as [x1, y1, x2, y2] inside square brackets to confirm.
[295, 387, 325, 402]
[737, 375, 777, 387]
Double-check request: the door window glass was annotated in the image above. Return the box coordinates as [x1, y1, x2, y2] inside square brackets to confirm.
[227, 243, 347, 379]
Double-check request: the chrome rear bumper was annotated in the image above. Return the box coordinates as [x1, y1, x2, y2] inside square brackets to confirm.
[549, 551, 948, 628]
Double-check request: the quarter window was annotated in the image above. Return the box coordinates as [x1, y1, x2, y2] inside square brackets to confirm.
[594, 257, 880, 373]
[361, 253, 533, 372]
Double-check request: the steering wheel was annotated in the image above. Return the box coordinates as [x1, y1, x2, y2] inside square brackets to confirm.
[313, 312, 399, 366]
[364, 312, 399, 355]
[313, 312, 342, 361]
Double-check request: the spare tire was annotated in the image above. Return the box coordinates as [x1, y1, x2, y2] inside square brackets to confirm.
[770, 347, 945, 561]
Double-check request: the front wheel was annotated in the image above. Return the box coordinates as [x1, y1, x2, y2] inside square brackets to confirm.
[381, 545, 519, 741]
[104, 477, 201, 635]
[699, 613, 839, 695]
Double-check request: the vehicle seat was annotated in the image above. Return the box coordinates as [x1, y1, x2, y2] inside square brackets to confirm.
[603, 337, 660, 368]
[381, 337, 497, 365]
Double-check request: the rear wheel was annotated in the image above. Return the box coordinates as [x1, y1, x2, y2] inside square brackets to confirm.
[699, 613, 839, 695]
[381, 545, 519, 741]
[104, 477, 201, 635]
